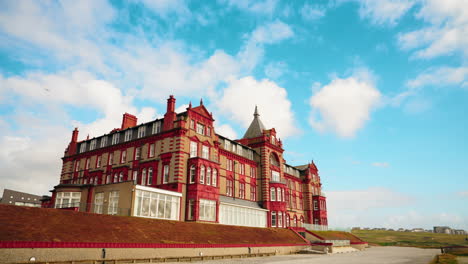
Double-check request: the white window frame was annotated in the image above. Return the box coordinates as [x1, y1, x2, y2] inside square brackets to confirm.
[121, 150, 127, 163]
[80, 143, 86, 153]
[137, 126, 146, 138]
[196, 123, 205, 135]
[270, 187, 276, 201]
[199, 199, 216, 221]
[124, 130, 132, 142]
[55, 192, 81, 208]
[190, 141, 198, 158]
[148, 167, 153, 185]
[141, 168, 147, 186]
[96, 156, 101, 168]
[271, 211, 277, 227]
[100, 136, 107, 148]
[202, 145, 209, 159]
[152, 122, 161, 134]
[212, 169, 217, 187]
[112, 133, 120, 145]
[108, 191, 119, 215]
[94, 193, 104, 214]
[135, 147, 141, 160]
[163, 165, 170, 184]
[189, 165, 196, 183]
[149, 144, 155, 158]
[90, 139, 97, 150]
[271, 170, 280, 182]
[200, 165, 205, 184]
[108, 153, 113, 165]
[206, 167, 211, 186]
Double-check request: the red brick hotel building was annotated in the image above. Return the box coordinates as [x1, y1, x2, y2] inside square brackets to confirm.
[46, 95, 328, 231]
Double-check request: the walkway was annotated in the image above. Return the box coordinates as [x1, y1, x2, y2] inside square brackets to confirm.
[165, 246, 439, 264]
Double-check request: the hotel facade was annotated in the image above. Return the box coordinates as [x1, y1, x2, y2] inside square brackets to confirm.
[47, 96, 328, 230]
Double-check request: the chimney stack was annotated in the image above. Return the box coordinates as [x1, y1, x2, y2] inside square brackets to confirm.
[121, 113, 138, 130]
[71, 127, 79, 142]
[163, 95, 177, 131]
[167, 95, 176, 113]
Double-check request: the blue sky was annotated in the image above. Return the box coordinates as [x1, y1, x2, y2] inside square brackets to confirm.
[0, 0, 467, 230]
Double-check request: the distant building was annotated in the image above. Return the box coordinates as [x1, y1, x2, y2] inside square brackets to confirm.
[434, 226, 452, 234]
[0, 189, 42, 207]
[411, 228, 425, 232]
[453, 229, 466, 235]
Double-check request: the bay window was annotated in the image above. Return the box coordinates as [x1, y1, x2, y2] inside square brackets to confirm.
[206, 167, 211, 185]
[270, 187, 276, 201]
[133, 188, 180, 220]
[271, 211, 277, 227]
[189, 165, 196, 183]
[212, 169, 217, 186]
[55, 192, 81, 208]
[200, 165, 205, 184]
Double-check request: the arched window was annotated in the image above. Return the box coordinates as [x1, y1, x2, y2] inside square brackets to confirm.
[200, 165, 205, 184]
[133, 170, 138, 184]
[270, 187, 276, 201]
[300, 217, 304, 227]
[189, 165, 196, 183]
[113, 173, 118, 183]
[206, 167, 211, 185]
[212, 169, 217, 186]
[286, 214, 290, 227]
[293, 216, 297, 227]
[282, 188, 285, 202]
[141, 169, 147, 186]
[277, 187, 282, 201]
[148, 167, 153, 185]
[119, 172, 123, 182]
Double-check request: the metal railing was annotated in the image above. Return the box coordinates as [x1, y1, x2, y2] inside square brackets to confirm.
[304, 223, 328, 231]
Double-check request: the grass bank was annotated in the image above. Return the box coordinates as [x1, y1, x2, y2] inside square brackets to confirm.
[351, 230, 468, 248]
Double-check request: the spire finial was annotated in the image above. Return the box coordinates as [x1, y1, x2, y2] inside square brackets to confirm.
[200, 98, 203, 105]
[254, 105, 259, 117]
[189, 101, 192, 108]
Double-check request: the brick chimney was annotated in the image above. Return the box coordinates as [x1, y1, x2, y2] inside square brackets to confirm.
[163, 95, 177, 131]
[121, 113, 137, 130]
[65, 128, 79, 156]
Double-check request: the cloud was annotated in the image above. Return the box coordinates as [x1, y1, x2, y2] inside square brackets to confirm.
[300, 4, 326, 21]
[398, 0, 468, 59]
[264, 61, 288, 79]
[357, 0, 415, 26]
[309, 68, 381, 138]
[219, 0, 279, 15]
[457, 191, 468, 198]
[372, 162, 390, 168]
[407, 66, 468, 89]
[217, 76, 299, 138]
[215, 124, 239, 140]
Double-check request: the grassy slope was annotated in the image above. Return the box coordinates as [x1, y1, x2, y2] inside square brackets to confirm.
[352, 230, 468, 248]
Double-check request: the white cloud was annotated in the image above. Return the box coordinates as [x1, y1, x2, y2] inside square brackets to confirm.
[217, 76, 299, 138]
[250, 20, 294, 44]
[309, 69, 381, 138]
[372, 162, 390, 168]
[457, 191, 468, 198]
[398, 0, 468, 59]
[215, 124, 239, 139]
[220, 0, 279, 15]
[358, 0, 415, 26]
[264, 61, 288, 79]
[300, 4, 326, 21]
[407, 66, 468, 89]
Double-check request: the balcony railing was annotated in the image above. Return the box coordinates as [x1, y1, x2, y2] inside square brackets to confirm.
[304, 223, 328, 231]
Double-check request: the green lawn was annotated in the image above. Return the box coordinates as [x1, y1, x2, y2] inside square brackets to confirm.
[352, 230, 468, 248]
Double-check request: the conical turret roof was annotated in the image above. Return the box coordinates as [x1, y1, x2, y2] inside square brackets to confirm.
[243, 106, 266, 139]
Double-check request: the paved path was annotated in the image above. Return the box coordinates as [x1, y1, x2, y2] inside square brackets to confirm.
[458, 256, 468, 264]
[165, 246, 439, 264]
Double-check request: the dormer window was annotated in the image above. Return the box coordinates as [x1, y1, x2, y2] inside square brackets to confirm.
[152, 122, 161, 134]
[100, 136, 107, 148]
[89, 140, 96, 150]
[79, 143, 86, 153]
[137, 126, 146, 138]
[124, 130, 132, 142]
[112, 133, 119, 145]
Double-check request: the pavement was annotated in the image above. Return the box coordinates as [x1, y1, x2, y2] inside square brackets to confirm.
[164, 246, 439, 264]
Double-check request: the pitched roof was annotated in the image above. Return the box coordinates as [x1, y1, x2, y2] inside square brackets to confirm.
[243, 106, 266, 139]
[0, 204, 306, 245]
